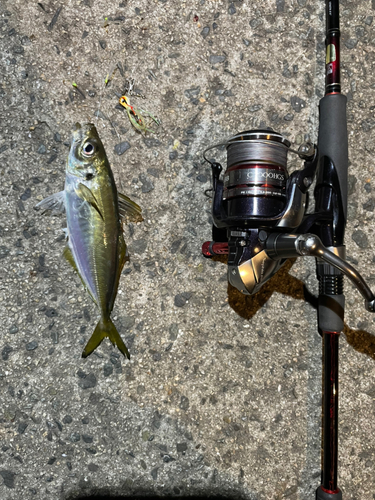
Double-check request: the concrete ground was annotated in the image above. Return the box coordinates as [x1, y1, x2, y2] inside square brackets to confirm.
[1, 0, 375, 499]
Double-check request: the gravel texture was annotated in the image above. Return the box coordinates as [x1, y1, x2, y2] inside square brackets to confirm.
[1, 1, 375, 500]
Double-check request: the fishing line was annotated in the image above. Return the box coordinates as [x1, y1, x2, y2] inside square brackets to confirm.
[227, 140, 288, 168]
[204, 140, 305, 171]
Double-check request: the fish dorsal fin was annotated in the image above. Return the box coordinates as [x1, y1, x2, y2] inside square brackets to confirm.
[34, 191, 66, 215]
[75, 183, 104, 220]
[118, 192, 143, 223]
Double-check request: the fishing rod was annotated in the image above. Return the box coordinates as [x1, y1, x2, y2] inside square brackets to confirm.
[201, 1, 375, 498]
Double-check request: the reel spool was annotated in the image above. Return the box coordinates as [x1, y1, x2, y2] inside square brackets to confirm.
[205, 129, 293, 228]
[224, 130, 290, 221]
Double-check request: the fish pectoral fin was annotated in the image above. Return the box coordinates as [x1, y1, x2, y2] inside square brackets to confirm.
[75, 183, 104, 220]
[118, 192, 143, 223]
[34, 191, 66, 215]
[82, 317, 130, 359]
[63, 245, 97, 305]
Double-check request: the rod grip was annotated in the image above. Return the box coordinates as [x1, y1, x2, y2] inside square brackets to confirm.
[316, 485, 342, 500]
[318, 93, 348, 220]
[318, 295, 344, 333]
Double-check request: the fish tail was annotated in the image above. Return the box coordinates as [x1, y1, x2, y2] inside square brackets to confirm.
[82, 318, 130, 359]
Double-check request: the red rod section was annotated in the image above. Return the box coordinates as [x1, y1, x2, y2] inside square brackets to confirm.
[322, 331, 340, 493]
[325, 0, 341, 94]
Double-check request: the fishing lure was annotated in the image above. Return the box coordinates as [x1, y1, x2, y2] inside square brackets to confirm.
[119, 95, 159, 134]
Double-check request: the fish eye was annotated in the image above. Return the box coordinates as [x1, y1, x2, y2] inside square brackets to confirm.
[82, 143, 95, 156]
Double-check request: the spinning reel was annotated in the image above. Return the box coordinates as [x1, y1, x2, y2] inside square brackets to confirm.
[202, 129, 375, 314]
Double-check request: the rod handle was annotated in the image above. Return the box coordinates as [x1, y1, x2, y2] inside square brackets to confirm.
[318, 93, 348, 221]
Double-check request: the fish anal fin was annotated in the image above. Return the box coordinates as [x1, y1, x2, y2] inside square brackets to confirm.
[75, 183, 104, 220]
[63, 245, 97, 305]
[63, 245, 78, 272]
[119, 233, 128, 272]
[108, 234, 128, 313]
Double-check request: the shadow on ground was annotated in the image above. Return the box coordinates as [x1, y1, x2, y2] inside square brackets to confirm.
[227, 259, 317, 319]
[68, 495, 248, 500]
[227, 258, 375, 361]
[70, 497, 241, 499]
[65, 483, 253, 500]
[344, 324, 375, 360]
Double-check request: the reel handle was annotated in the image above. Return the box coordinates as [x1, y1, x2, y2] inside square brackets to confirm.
[265, 233, 375, 312]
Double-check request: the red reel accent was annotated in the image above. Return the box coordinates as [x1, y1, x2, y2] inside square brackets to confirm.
[202, 241, 229, 257]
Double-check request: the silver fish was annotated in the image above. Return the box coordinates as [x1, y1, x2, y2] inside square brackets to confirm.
[36, 123, 142, 358]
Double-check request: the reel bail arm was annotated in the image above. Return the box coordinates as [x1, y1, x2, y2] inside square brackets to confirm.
[265, 232, 375, 312]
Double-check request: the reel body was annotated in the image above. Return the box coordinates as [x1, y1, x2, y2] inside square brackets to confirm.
[203, 128, 375, 310]
[204, 129, 317, 295]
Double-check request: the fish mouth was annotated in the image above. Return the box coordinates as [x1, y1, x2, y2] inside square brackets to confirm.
[73, 122, 82, 132]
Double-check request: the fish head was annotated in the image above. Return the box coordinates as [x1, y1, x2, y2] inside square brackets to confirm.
[67, 123, 109, 178]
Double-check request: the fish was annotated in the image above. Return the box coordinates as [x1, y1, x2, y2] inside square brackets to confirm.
[36, 123, 142, 358]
